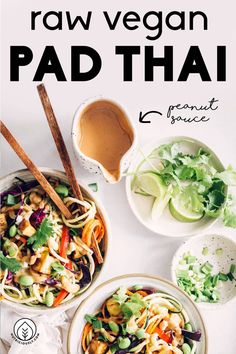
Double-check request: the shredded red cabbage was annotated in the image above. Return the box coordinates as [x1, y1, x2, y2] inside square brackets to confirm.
[30, 209, 46, 228]
[6, 271, 13, 282]
[1, 180, 39, 199]
[182, 329, 202, 342]
[45, 278, 59, 286]
[79, 263, 91, 288]
[139, 288, 154, 294]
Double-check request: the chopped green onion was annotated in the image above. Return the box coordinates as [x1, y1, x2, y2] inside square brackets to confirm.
[6, 194, 16, 206]
[88, 183, 98, 192]
[176, 253, 234, 304]
[211, 290, 220, 302]
[92, 319, 102, 330]
[109, 321, 119, 333]
[230, 264, 235, 274]
[200, 262, 213, 274]
[186, 255, 196, 264]
[215, 248, 223, 256]
[219, 273, 228, 281]
[202, 247, 209, 256]
[212, 274, 219, 287]
[227, 272, 234, 281]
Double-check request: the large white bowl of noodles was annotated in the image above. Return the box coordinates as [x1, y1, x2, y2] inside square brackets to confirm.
[67, 274, 208, 354]
[0, 168, 110, 314]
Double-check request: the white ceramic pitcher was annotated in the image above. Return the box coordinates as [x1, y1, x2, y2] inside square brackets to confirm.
[72, 97, 137, 183]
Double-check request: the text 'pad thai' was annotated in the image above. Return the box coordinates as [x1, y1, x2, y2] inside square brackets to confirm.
[82, 287, 202, 354]
[0, 177, 105, 307]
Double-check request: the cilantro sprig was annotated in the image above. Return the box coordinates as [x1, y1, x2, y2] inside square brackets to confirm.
[112, 287, 148, 320]
[85, 314, 102, 329]
[0, 251, 22, 273]
[27, 218, 53, 249]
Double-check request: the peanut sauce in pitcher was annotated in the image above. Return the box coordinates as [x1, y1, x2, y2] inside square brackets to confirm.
[78, 100, 133, 181]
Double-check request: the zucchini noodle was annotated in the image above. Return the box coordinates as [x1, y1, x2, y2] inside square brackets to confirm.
[62, 197, 96, 228]
[0, 270, 37, 304]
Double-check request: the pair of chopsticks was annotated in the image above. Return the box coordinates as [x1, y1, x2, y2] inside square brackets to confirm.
[0, 84, 84, 218]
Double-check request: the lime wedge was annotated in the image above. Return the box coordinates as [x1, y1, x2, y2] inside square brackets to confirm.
[136, 173, 167, 198]
[169, 194, 204, 222]
[152, 185, 173, 219]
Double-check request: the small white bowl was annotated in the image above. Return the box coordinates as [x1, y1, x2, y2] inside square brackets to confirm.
[171, 234, 236, 308]
[72, 96, 137, 183]
[126, 136, 226, 238]
[0, 168, 111, 315]
[67, 274, 208, 354]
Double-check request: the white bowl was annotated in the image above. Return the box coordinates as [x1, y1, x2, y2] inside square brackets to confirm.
[67, 274, 208, 354]
[0, 168, 110, 314]
[72, 96, 137, 183]
[171, 234, 236, 308]
[126, 136, 226, 238]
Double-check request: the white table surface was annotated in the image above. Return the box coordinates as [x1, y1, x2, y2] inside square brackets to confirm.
[2, 1, 236, 353]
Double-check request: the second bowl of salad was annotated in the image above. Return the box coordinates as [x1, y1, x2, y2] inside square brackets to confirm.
[67, 274, 207, 354]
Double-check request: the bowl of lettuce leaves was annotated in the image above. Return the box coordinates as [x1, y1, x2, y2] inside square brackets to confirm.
[126, 136, 236, 237]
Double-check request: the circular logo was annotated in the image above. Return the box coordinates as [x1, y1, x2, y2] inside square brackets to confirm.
[13, 318, 37, 342]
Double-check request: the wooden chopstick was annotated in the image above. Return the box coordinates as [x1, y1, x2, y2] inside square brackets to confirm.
[37, 84, 85, 207]
[0, 120, 72, 219]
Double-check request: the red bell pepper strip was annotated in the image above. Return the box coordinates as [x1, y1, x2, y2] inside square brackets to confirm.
[60, 225, 70, 259]
[67, 260, 73, 270]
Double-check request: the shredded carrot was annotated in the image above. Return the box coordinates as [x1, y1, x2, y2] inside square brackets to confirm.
[97, 317, 124, 324]
[147, 319, 171, 343]
[82, 323, 92, 352]
[82, 218, 104, 264]
[101, 301, 107, 318]
[53, 289, 69, 307]
[153, 327, 171, 343]
[126, 290, 134, 296]
[94, 215, 105, 243]
[82, 219, 100, 247]
[0, 296, 5, 301]
[147, 319, 158, 334]
[136, 290, 149, 297]
[137, 313, 147, 327]
[91, 232, 103, 264]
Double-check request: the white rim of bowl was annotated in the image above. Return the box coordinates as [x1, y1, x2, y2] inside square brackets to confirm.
[0, 167, 111, 314]
[67, 273, 208, 354]
[171, 233, 236, 309]
[125, 135, 227, 238]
